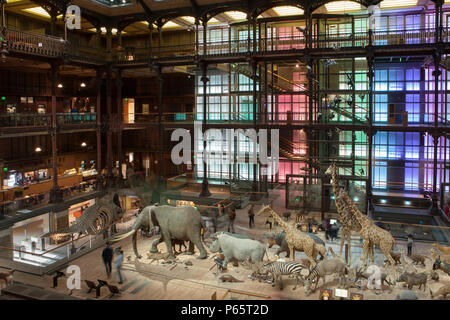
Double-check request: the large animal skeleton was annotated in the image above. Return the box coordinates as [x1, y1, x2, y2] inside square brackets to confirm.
[42, 193, 124, 238]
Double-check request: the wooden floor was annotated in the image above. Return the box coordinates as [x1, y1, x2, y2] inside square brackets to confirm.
[2, 204, 449, 300]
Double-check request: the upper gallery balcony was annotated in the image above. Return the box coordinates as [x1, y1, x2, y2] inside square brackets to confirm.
[2, 29, 66, 58]
[117, 28, 447, 64]
[0, 113, 96, 129]
[1, 26, 447, 63]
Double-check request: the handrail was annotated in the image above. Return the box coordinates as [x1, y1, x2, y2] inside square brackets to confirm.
[0, 215, 135, 261]
[4, 28, 66, 56]
[0, 113, 97, 127]
[5, 28, 64, 41]
[3, 26, 450, 62]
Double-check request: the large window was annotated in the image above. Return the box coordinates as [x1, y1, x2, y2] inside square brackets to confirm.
[405, 162, 419, 190]
[405, 132, 420, 160]
[405, 68, 420, 91]
[373, 132, 404, 159]
[374, 94, 388, 122]
[278, 94, 308, 121]
[405, 94, 420, 123]
[373, 161, 387, 189]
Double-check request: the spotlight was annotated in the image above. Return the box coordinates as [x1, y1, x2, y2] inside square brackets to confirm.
[295, 64, 299, 68]
[404, 200, 411, 206]
[57, 83, 63, 88]
[35, 147, 42, 152]
[80, 82, 86, 88]
[81, 142, 87, 147]
[380, 199, 387, 204]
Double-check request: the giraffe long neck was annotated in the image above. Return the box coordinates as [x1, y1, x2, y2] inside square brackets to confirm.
[343, 193, 365, 225]
[269, 208, 288, 230]
[331, 167, 340, 198]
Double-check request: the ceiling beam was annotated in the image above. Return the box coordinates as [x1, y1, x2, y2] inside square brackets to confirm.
[189, 0, 199, 13]
[136, 0, 152, 22]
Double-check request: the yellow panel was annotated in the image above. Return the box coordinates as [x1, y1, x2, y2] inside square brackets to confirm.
[325, 1, 361, 12]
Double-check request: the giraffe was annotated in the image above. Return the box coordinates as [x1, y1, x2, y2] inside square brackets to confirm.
[325, 162, 371, 265]
[256, 205, 324, 268]
[337, 189, 396, 266]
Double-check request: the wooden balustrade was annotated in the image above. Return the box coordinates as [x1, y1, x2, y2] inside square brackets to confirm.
[4, 28, 66, 57]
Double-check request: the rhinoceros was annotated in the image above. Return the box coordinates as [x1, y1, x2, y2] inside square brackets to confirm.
[208, 233, 266, 269]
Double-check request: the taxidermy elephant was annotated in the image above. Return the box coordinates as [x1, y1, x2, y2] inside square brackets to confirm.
[113, 205, 207, 259]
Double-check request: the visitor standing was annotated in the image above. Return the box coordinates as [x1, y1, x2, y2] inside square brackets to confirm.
[330, 223, 339, 241]
[265, 216, 273, 229]
[115, 249, 124, 284]
[101, 242, 114, 278]
[228, 208, 236, 233]
[407, 233, 414, 255]
[248, 204, 255, 228]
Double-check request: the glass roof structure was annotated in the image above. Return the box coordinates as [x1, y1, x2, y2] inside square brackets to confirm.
[90, 0, 133, 7]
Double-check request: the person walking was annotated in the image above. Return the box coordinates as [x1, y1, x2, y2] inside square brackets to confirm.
[228, 208, 236, 233]
[115, 249, 124, 284]
[407, 233, 414, 255]
[248, 204, 255, 228]
[102, 242, 114, 278]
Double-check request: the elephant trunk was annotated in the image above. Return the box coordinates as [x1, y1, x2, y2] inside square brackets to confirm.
[111, 207, 151, 257]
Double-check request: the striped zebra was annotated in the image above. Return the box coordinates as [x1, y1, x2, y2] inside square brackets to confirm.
[258, 261, 307, 290]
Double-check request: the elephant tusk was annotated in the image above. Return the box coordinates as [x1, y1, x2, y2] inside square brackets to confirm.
[111, 230, 136, 242]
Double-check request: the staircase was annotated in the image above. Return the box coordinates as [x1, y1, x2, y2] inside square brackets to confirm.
[216, 63, 308, 94]
[327, 104, 366, 124]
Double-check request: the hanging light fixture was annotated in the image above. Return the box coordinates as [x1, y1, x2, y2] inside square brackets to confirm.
[80, 82, 86, 88]
[81, 142, 87, 147]
[35, 147, 42, 152]
[58, 83, 63, 88]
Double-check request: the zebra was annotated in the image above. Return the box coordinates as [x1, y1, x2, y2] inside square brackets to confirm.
[258, 261, 307, 290]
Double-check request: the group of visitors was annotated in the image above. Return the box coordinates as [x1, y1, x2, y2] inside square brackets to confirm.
[101, 242, 125, 284]
[227, 204, 258, 232]
[323, 220, 340, 241]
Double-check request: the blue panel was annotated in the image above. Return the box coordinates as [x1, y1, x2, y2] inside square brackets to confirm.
[405, 162, 419, 191]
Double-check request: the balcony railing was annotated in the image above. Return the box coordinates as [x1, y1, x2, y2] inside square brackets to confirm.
[0, 113, 51, 127]
[117, 27, 448, 61]
[0, 113, 96, 128]
[1, 26, 447, 62]
[56, 113, 97, 125]
[123, 112, 256, 124]
[4, 28, 66, 57]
